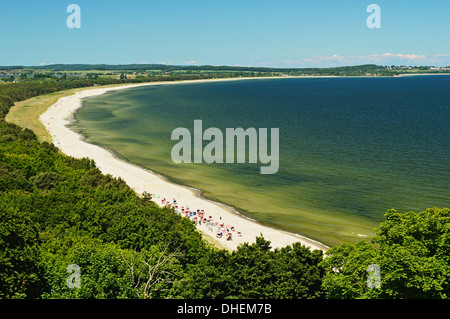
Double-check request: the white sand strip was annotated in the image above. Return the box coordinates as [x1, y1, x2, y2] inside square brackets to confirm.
[40, 79, 328, 252]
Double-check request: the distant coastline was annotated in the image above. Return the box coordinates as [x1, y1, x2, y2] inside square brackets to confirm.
[3, 63, 450, 85]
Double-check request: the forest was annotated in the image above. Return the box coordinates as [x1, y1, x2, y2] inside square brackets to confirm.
[0, 77, 449, 299]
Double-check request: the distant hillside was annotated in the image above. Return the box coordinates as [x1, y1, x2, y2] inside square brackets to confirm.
[4, 63, 383, 73]
[1, 64, 448, 82]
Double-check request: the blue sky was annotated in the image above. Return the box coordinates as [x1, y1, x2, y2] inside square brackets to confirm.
[1, 0, 449, 67]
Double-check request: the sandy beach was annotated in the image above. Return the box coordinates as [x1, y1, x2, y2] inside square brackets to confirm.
[40, 79, 328, 252]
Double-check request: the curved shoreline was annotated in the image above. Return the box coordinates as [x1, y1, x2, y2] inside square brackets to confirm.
[40, 78, 329, 252]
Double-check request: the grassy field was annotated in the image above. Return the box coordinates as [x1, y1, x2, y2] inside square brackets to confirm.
[6, 88, 85, 143]
[5, 83, 139, 143]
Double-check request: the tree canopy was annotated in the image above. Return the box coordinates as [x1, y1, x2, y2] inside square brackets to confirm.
[321, 208, 450, 299]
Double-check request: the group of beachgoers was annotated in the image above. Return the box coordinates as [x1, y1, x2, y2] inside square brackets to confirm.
[150, 194, 242, 241]
[46, 101, 239, 243]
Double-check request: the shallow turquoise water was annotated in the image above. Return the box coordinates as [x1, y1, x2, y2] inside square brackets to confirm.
[72, 76, 450, 246]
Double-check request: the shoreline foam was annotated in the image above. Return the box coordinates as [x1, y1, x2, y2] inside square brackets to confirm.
[40, 78, 329, 252]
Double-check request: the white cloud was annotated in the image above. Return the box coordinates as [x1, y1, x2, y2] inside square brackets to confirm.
[185, 60, 198, 65]
[159, 61, 174, 65]
[433, 54, 450, 58]
[263, 53, 450, 68]
[369, 53, 427, 61]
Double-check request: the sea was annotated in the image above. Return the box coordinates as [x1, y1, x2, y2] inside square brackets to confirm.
[71, 75, 450, 247]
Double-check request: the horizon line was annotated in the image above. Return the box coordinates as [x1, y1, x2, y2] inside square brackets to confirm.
[2, 63, 450, 70]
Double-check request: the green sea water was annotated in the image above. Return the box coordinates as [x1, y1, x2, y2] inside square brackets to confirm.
[71, 76, 450, 247]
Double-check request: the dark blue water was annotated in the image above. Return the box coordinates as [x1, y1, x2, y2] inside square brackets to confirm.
[74, 76, 450, 246]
